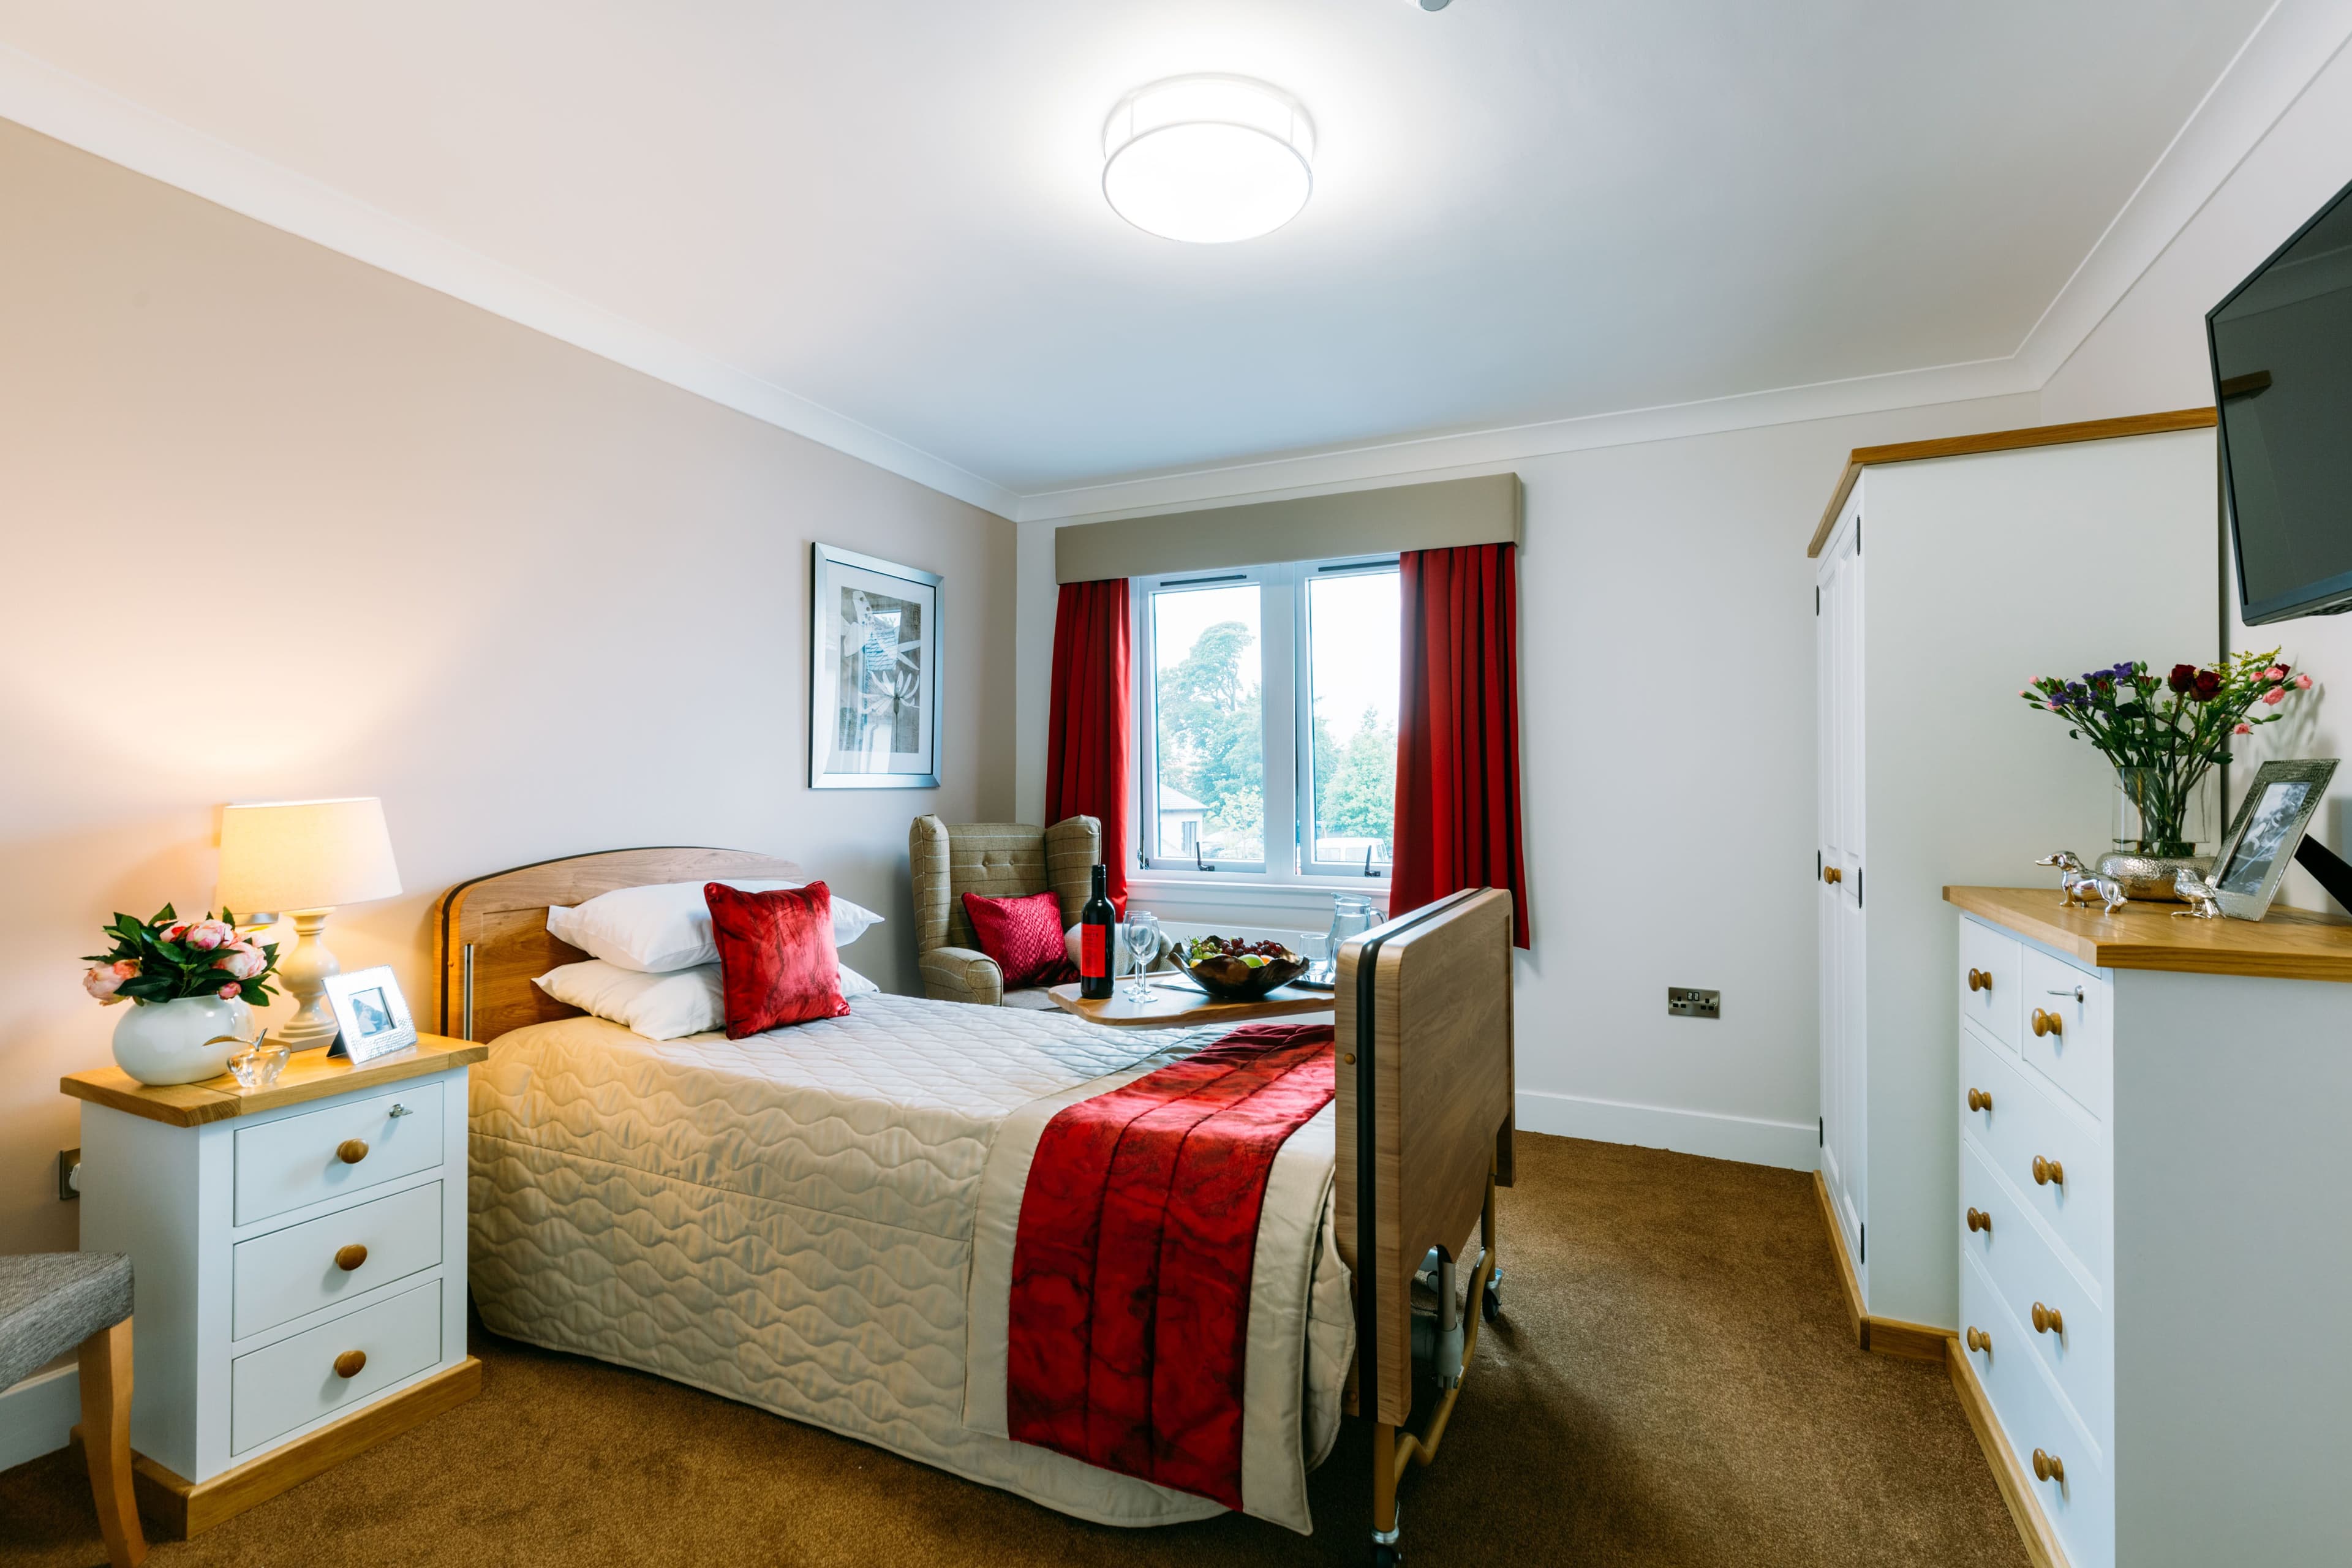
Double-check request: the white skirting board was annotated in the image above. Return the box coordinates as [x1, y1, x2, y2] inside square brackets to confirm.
[1515, 1089, 1819, 1172]
[0, 1362, 77, 1472]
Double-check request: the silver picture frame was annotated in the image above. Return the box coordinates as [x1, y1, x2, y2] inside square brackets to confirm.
[324, 963, 419, 1062]
[809, 543, 943, 790]
[2207, 758, 2339, 921]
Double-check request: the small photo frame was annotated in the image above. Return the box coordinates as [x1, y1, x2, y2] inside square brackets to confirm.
[325, 965, 419, 1062]
[2207, 758, 2339, 921]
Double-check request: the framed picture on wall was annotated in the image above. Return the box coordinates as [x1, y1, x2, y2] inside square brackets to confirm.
[2207, 758, 2338, 920]
[809, 543, 943, 790]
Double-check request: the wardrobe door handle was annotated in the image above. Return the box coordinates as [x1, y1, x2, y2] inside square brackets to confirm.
[1966, 1087, 1992, 1112]
[2031, 1008, 2064, 1039]
[2032, 1155, 2065, 1188]
[2032, 1301, 2064, 1335]
[333, 1350, 368, 1380]
[1966, 1327, 1991, 1354]
[1967, 968, 1991, 993]
[2032, 1449, 2065, 1484]
[337, 1139, 370, 1165]
[335, 1244, 369, 1272]
[1966, 1208, 1991, 1234]
[1823, 866, 1844, 885]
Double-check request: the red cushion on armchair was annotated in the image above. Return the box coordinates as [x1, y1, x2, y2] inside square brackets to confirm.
[961, 890, 1078, 989]
[704, 881, 852, 1036]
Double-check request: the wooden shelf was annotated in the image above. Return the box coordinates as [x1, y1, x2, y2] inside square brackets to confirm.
[1944, 886, 2352, 983]
[61, 1033, 488, 1128]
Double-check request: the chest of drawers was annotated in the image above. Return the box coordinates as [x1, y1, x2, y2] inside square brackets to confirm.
[1947, 891, 2352, 1568]
[64, 1035, 486, 1536]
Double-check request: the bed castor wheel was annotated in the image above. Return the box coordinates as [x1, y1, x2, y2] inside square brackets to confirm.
[1371, 1543, 1403, 1567]
[1481, 1275, 1502, 1324]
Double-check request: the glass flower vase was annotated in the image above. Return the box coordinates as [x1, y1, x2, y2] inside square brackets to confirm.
[2101, 766, 2217, 899]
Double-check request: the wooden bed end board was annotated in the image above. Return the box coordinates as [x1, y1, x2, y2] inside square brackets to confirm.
[1335, 887, 1517, 1427]
[433, 846, 805, 1040]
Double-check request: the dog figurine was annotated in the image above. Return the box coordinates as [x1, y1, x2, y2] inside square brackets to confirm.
[2172, 867, 2225, 920]
[2035, 851, 2128, 914]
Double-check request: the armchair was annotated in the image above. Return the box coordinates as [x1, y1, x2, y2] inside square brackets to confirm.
[910, 815, 1100, 1008]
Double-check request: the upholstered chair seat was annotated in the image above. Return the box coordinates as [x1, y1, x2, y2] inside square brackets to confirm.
[1, 1252, 145, 1566]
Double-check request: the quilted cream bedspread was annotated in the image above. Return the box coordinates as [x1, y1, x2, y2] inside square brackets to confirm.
[469, 993, 1352, 1533]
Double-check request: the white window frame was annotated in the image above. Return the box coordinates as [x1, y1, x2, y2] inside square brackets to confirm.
[1297, 554, 1402, 880]
[1130, 555, 1398, 894]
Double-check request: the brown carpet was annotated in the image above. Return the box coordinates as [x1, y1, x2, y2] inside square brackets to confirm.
[2, 1134, 2025, 1567]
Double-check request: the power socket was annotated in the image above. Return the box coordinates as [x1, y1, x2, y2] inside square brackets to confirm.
[58, 1148, 80, 1200]
[1667, 987, 1721, 1020]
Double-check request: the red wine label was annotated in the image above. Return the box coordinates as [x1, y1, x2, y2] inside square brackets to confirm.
[1081, 924, 1108, 978]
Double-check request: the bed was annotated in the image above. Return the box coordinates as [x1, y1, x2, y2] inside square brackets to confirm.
[437, 848, 1513, 1562]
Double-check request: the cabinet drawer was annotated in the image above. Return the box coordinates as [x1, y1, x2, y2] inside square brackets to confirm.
[232, 1181, 443, 1340]
[2018, 946, 2112, 1122]
[1959, 1251, 2113, 1568]
[1961, 1023, 2108, 1286]
[233, 1082, 444, 1225]
[1957, 916, 2022, 1050]
[229, 1278, 442, 1456]
[1962, 1139, 2109, 1442]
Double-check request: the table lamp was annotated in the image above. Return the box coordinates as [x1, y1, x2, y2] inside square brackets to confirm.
[216, 797, 403, 1051]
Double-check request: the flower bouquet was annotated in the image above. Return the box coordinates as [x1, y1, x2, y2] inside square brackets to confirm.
[2021, 652, 2311, 894]
[83, 907, 283, 1085]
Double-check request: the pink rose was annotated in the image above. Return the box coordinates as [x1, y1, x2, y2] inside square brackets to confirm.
[183, 919, 235, 951]
[2264, 666, 2286, 681]
[216, 981, 241, 1000]
[2263, 687, 2287, 706]
[157, 921, 189, 943]
[2296, 674, 2313, 690]
[83, 964, 129, 1002]
[214, 944, 266, 980]
[2234, 722, 2253, 734]
[2046, 699, 2062, 712]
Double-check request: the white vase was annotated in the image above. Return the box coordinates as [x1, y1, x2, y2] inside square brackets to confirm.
[111, 994, 254, 1086]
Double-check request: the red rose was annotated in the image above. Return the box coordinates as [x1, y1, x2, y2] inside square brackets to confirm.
[2167, 663, 2198, 695]
[2192, 669, 2222, 700]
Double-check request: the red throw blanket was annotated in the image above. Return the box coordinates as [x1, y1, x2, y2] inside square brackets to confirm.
[1006, 1023, 1336, 1508]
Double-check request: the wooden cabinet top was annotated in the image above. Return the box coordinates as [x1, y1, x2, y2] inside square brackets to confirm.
[62, 1033, 487, 1128]
[1945, 886, 2352, 984]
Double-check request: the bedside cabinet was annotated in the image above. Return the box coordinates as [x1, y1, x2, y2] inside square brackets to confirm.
[62, 1034, 487, 1537]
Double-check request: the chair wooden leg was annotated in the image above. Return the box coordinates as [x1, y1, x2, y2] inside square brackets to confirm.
[78, 1317, 148, 1568]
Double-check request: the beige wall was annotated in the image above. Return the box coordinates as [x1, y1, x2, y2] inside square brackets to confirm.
[0, 119, 1016, 1256]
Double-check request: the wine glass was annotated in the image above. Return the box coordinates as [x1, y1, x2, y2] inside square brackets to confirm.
[1123, 911, 1161, 1003]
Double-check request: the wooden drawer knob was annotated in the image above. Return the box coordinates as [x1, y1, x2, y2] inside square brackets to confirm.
[2032, 1301, 2064, 1335]
[336, 1139, 370, 1165]
[333, 1349, 368, 1380]
[1966, 1207, 1991, 1234]
[1966, 1087, 1992, 1112]
[334, 1244, 369, 1272]
[1967, 968, 1991, 993]
[2032, 1449, 2065, 1484]
[1966, 1326, 1991, 1354]
[2031, 1008, 2063, 1039]
[1823, 866, 1843, 885]
[2032, 1155, 2065, 1188]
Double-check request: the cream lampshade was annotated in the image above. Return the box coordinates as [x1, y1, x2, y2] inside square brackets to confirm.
[217, 797, 402, 1050]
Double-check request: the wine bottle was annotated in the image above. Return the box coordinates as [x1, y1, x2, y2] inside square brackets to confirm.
[1079, 864, 1115, 1000]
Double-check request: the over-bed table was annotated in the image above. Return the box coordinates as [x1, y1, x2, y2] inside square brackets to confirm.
[437, 848, 1514, 1564]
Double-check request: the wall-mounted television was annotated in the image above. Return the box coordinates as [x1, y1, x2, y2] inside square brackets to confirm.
[2208, 172, 2352, 625]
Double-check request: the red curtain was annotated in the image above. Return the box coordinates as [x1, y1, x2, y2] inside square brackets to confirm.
[1392, 543, 1529, 947]
[1046, 578, 1132, 912]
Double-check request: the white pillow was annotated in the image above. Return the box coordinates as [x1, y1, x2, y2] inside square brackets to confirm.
[546, 878, 884, 973]
[535, 958, 880, 1039]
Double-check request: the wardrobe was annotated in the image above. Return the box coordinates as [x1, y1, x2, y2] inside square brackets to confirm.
[1811, 413, 2217, 1335]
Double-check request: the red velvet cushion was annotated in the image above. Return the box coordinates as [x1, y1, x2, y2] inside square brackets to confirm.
[704, 881, 851, 1038]
[962, 890, 1078, 989]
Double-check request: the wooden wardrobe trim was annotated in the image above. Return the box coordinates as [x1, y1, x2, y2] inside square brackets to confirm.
[1811, 1169, 1953, 1363]
[1806, 407, 2218, 559]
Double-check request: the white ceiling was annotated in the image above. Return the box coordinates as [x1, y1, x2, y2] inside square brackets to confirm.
[0, 1, 2287, 507]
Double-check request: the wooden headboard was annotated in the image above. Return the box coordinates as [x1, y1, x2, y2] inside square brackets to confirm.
[432, 847, 805, 1043]
[1335, 885, 1516, 1429]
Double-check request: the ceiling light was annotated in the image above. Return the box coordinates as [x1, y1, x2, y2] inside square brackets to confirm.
[1102, 76, 1314, 244]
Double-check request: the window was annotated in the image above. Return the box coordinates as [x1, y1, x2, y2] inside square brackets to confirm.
[1134, 556, 1398, 883]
